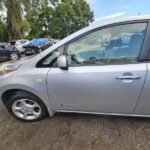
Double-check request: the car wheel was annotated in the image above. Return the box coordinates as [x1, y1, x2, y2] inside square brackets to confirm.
[10, 52, 19, 61]
[6, 91, 48, 122]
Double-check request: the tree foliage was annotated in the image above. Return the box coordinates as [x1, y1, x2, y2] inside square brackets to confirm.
[51, 0, 94, 38]
[0, 1, 8, 41]
[0, 0, 94, 41]
[28, 0, 53, 38]
[1, 0, 30, 40]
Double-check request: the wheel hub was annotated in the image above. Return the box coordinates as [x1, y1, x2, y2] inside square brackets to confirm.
[12, 99, 42, 120]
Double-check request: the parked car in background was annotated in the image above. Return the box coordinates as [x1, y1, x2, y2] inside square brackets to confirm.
[50, 39, 60, 44]
[24, 38, 55, 56]
[0, 42, 20, 62]
[15, 39, 30, 54]
[1, 16, 150, 122]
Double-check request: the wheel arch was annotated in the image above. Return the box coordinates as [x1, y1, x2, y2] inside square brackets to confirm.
[2, 89, 38, 106]
[1, 88, 54, 117]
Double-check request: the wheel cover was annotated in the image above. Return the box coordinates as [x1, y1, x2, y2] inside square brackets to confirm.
[12, 99, 42, 120]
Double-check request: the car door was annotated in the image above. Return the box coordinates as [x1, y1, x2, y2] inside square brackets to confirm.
[47, 22, 148, 114]
[135, 63, 150, 115]
[0, 46, 10, 61]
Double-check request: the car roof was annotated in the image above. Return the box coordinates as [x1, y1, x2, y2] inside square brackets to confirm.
[41, 15, 150, 56]
[91, 15, 150, 25]
[82, 15, 150, 33]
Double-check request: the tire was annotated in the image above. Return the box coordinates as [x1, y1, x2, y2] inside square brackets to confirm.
[5, 91, 48, 122]
[10, 52, 19, 61]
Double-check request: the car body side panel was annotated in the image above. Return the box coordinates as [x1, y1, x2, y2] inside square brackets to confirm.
[47, 63, 147, 114]
[134, 63, 150, 114]
[0, 66, 54, 116]
[0, 49, 10, 61]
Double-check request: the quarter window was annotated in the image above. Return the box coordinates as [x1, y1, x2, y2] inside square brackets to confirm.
[67, 23, 147, 66]
[36, 45, 64, 68]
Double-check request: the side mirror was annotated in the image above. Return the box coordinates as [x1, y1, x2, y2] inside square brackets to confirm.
[57, 55, 68, 70]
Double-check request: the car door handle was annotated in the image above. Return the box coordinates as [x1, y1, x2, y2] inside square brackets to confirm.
[116, 76, 141, 80]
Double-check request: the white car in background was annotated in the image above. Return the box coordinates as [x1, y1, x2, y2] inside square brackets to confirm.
[15, 39, 30, 54]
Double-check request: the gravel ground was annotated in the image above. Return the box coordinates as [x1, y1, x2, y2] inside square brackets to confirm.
[1, 60, 150, 150]
[1, 106, 150, 150]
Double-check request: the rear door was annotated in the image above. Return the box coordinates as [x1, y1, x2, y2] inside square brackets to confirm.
[135, 63, 150, 115]
[47, 22, 148, 114]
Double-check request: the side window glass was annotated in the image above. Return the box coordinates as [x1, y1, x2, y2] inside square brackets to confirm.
[36, 45, 64, 68]
[67, 23, 147, 66]
[42, 51, 60, 66]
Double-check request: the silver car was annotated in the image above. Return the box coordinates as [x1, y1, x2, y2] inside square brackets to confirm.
[1, 16, 150, 122]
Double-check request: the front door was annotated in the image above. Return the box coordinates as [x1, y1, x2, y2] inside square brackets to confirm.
[47, 22, 148, 114]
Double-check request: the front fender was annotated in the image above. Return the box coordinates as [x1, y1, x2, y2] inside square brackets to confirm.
[0, 70, 54, 117]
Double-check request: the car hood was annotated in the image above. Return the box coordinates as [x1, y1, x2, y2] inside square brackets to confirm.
[0, 56, 35, 75]
[15, 56, 35, 65]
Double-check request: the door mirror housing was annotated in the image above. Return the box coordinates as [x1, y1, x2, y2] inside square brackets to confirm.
[57, 55, 68, 70]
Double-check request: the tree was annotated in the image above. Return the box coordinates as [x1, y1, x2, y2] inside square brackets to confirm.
[0, 21, 7, 41]
[1, 0, 30, 40]
[28, 0, 93, 39]
[51, 0, 94, 39]
[28, 0, 53, 38]
[20, 18, 30, 38]
[0, 0, 8, 41]
[0, 0, 94, 40]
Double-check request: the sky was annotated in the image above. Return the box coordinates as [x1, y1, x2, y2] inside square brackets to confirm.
[86, 0, 150, 21]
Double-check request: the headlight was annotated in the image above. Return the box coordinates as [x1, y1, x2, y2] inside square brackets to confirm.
[0, 64, 21, 75]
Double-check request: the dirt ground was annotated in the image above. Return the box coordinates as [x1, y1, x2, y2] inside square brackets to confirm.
[0, 60, 150, 150]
